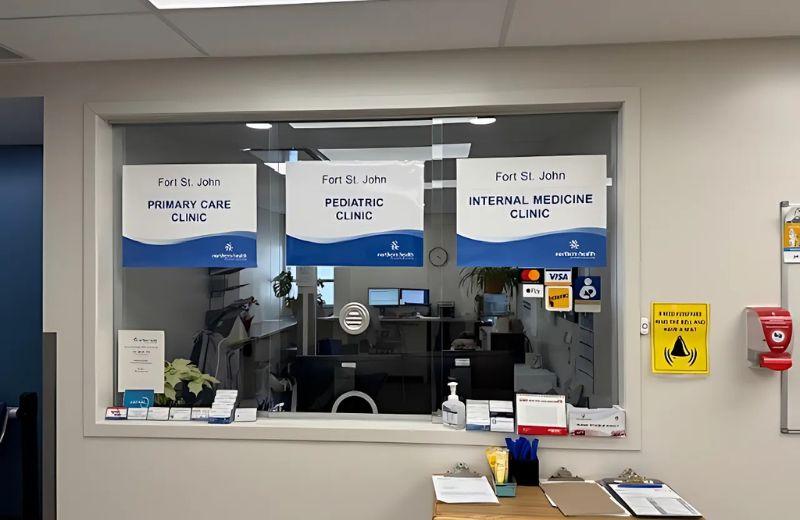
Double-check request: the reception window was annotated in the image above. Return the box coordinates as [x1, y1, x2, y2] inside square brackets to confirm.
[113, 112, 619, 417]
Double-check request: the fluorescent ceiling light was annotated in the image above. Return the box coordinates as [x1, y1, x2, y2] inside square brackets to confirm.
[150, 0, 370, 8]
[469, 117, 496, 125]
[318, 144, 471, 161]
[246, 123, 273, 130]
[289, 118, 475, 130]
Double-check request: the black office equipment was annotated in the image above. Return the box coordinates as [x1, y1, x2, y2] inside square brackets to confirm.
[437, 301, 455, 318]
[290, 354, 431, 414]
[488, 332, 527, 363]
[434, 351, 517, 405]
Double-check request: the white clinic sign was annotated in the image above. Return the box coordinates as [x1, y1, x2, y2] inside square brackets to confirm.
[122, 164, 257, 268]
[285, 161, 424, 266]
[456, 155, 607, 268]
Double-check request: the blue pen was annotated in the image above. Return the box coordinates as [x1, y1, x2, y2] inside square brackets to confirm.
[520, 440, 530, 461]
[508, 437, 522, 460]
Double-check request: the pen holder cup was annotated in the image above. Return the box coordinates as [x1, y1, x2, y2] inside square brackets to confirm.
[509, 458, 539, 486]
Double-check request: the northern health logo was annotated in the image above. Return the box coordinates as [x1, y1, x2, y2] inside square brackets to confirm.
[377, 238, 415, 262]
[569, 239, 580, 250]
[225, 242, 234, 252]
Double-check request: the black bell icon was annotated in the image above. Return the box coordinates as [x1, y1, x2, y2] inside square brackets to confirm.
[670, 336, 691, 357]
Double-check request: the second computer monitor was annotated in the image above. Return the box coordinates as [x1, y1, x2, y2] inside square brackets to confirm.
[400, 289, 429, 305]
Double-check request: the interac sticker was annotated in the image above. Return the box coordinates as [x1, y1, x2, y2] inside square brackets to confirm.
[651, 303, 710, 374]
[545, 286, 573, 312]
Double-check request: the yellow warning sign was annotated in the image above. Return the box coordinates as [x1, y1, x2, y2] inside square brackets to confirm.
[651, 302, 709, 374]
[784, 220, 800, 263]
[784, 221, 800, 249]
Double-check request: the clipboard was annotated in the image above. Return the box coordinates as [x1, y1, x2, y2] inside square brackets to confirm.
[600, 479, 702, 518]
[540, 481, 629, 517]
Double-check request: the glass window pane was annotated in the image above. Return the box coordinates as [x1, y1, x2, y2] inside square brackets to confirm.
[114, 113, 618, 418]
[318, 282, 334, 306]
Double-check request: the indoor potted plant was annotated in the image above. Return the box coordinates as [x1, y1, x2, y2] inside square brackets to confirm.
[154, 358, 220, 407]
[459, 267, 522, 316]
[459, 267, 521, 296]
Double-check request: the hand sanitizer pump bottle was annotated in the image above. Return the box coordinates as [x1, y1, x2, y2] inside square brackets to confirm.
[442, 381, 466, 429]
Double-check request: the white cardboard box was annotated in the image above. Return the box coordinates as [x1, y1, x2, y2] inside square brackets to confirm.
[567, 405, 626, 437]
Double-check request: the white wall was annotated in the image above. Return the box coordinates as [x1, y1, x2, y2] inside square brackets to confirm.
[2, 37, 800, 519]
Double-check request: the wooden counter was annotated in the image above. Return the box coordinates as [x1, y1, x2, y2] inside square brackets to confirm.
[434, 485, 618, 520]
[434, 484, 704, 520]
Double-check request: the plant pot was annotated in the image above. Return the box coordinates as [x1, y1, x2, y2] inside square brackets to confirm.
[483, 278, 506, 294]
[483, 270, 513, 294]
[177, 384, 215, 407]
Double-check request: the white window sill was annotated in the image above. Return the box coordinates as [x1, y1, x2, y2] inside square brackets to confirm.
[89, 414, 639, 450]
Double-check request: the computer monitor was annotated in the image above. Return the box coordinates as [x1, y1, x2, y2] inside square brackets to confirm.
[400, 289, 429, 305]
[482, 293, 509, 316]
[368, 288, 400, 307]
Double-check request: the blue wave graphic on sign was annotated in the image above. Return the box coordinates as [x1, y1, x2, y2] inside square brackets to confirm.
[457, 229, 606, 268]
[126, 230, 256, 246]
[123, 232, 257, 268]
[287, 230, 423, 267]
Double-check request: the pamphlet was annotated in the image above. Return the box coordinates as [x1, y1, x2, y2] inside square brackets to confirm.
[117, 330, 165, 393]
[431, 476, 498, 504]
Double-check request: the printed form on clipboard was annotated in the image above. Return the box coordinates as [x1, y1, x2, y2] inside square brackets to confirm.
[608, 484, 702, 517]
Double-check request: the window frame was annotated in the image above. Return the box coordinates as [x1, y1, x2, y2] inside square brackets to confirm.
[287, 265, 335, 307]
[83, 88, 642, 450]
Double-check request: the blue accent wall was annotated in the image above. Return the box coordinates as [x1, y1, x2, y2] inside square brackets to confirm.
[0, 145, 43, 518]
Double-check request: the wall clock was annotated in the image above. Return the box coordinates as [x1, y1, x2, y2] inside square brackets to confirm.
[428, 246, 449, 267]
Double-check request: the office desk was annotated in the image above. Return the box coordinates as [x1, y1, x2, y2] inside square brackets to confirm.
[434, 486, 704, 520]
[434, 485, 613, 520]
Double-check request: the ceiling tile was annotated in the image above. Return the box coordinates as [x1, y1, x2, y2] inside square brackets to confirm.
[506, 0, 800, 47]
[0, 0, 149, 18]
[0, 14, 203, 62]
[165, 0, 508, 56]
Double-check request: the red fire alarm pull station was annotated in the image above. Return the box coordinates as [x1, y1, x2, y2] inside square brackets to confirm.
[747, 307, 793, 371]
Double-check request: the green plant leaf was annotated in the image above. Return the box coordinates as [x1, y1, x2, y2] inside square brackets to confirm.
[187, 379, 204, 396]
[165, 372, 181, 388]
[164, 385, 176, 402]
[272, 270, 294, 298]
[200, 373, 220, 385]
[171, 358, 192, 370]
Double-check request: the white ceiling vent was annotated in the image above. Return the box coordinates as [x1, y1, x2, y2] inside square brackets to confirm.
[339, 302, 370, 336]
